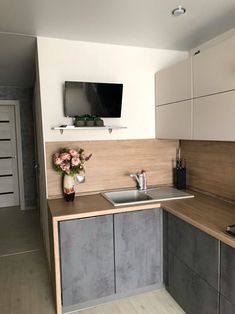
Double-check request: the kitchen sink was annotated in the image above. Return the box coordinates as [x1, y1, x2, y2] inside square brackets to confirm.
[102, 187, 194, 207]
[102, 189, 154, 207]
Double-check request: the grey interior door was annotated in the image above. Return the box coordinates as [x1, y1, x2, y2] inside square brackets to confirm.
[59, 215, 115, 307]
[0, 105, 19, 207]
[114, 208, 162, 293]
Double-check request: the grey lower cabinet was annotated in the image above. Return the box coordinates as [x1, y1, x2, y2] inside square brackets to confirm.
[220, 242, 235, 308]
[59, 208, 162, 309]
[59, 215, 115, 307]
[114, 209, 162, 293]
[168, 252, 218, 314]
[220, 295, 235, 314]
[164, 211, 219, 314]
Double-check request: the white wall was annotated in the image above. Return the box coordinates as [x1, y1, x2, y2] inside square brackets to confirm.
[37, 37, 188, 142]
[34, 58, 50, 266]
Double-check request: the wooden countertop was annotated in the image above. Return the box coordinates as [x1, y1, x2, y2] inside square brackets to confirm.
[48, 193, 161, 221]
[163, 191, 235, 249]
[48, 190, 235, 248]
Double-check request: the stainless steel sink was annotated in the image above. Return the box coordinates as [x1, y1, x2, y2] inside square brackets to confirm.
[102, 189, 155, 207]
[102, 187, 194, 207]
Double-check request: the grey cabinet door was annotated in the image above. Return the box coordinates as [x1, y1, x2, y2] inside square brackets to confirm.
[168, 252, 219, 314]
[59, 215, 115, 307]
[114, 208, 162, 293]
[167, 212, 219, 290]
[220, 242, 235, 306]
[220, 294, 235, 314]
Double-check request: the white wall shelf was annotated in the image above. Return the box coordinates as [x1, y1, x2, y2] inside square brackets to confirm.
[52, 126, 127, 134]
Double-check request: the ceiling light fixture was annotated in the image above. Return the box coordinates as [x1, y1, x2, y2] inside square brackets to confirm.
[172, 5, 186, 17]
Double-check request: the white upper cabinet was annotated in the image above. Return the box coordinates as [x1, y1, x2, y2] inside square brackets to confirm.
[156, 58, 192, 106]
[193, 36, 235, 98]
[156, 100, 192, 140]
[193, 90, 235, 141]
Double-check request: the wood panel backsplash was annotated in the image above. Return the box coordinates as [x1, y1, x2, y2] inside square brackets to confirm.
[181, 140, 235, 202]
[46, 139, 178, 199]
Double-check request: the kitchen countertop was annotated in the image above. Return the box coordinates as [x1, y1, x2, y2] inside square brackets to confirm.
[48, 193, 161, 221]
[48, 190, 235, 248]
[163, 191, 235, 249]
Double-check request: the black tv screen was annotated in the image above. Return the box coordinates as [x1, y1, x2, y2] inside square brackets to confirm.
[64, 81, 123, 117]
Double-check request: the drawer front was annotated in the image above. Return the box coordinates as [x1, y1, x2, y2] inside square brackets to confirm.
[168, 252, 219, 314]
[220, 294, 235, 314]
[167, 213, 219, 290]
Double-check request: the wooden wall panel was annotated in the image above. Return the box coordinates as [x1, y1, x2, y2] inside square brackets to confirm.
[181, 140, 235, 202]
[46, 139, 178, 199]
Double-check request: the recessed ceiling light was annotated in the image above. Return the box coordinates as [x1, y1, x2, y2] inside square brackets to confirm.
[172, 5, 186, 17]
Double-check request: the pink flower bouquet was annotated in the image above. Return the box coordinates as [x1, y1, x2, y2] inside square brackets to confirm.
[53, 148, 92, 176]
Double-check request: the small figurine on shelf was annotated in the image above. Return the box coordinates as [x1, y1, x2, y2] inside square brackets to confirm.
[94, 117, 104, 127]
[74, 116, 86, 127]
[86, 115, 95, 127]
[74, 115, 104, 127]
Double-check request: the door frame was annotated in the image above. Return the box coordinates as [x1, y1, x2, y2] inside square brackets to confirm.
[0, 100, 25, 210]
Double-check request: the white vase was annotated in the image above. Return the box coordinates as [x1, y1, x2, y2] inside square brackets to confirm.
[63, 174, 75, 201]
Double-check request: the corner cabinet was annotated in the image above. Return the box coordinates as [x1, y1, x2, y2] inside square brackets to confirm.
[163, 211, 219, 314]
[193, 36, 235, 98]
[59, 208, 162, 311]
[156, 34, 235, 141]
[193, 90, 235, 141]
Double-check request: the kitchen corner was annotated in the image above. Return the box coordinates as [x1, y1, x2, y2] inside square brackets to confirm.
[48, 186, 235, 314]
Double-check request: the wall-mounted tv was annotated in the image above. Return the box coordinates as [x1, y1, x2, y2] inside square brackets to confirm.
[64, 81, 123, 118]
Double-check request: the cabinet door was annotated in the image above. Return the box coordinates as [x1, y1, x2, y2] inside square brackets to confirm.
[59, 215, 115, 307]
[168, 252, 219, 314]
[220, 242, 235, 306]
[114, 209, 162, 293]
[156, 100, 192, 140]
[156, 58, 192, 105]
[193, 90, 235, 141]
[220, 294, 235, 314]
[193, 36, 235, 97]
[167, 212, 219, 290]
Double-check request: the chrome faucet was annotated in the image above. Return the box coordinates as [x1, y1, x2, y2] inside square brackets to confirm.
[130, 170, 147, 190]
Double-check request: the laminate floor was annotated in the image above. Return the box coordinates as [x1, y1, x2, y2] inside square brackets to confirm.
[0, 206, 185, 314]
[76, 289, 185, 314]
[0, 251, 55, 314]
[0, 206, 42, 256]
[0, 206, 55, 314]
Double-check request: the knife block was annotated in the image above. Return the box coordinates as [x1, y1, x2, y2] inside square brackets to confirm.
[174, 167, 186, 190]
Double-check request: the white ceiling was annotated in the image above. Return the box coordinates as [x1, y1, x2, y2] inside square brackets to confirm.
[1, 0, 235, 50]
[1, 0, 235, 86]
